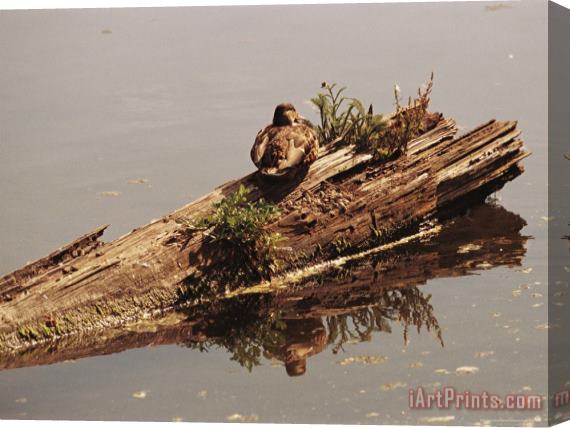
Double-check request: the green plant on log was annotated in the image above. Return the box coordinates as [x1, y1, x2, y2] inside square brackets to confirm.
[310, 82, 387, 153]
[176, 185, 284, 297]
[17, 325, 41, 341]
[310, 74, 436, 160]
[382, 72, 435, 157]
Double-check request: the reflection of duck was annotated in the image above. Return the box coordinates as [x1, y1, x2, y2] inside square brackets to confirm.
[264, 317, 327, 376]
[251, 103, 319, 179]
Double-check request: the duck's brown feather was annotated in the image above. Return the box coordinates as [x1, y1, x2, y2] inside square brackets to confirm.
[251, 123, 319, 177]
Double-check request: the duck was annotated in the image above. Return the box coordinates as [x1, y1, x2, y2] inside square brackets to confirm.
[250, 103, 319, 179]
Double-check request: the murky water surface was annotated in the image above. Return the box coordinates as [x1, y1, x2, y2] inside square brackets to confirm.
[0, 1, 554, 425]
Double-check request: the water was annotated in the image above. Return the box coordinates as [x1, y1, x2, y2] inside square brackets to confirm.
[0, 1, 554, 425]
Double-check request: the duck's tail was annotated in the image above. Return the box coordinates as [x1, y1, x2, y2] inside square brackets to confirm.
[259, 166, 297, 180]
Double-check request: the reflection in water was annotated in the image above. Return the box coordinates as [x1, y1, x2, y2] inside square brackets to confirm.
[265, 318, 326, 376]
[0, 203, 527, 375]
[183, 284, 441, 376]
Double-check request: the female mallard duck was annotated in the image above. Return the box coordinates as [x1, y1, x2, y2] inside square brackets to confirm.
[251, 103, 319, 179]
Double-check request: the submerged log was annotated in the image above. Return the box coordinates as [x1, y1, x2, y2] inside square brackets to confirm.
[0, 115, 529, 352]
[0, 203, 527, 371]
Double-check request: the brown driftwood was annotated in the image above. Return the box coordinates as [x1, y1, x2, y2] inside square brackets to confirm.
[0, 115, 529, 352]
[0, 203, 527, 371]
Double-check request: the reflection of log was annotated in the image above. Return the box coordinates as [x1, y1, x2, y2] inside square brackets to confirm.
[272, 203, 527, 318]
[0, 203, 527, 371]
[0, 116, 528, 352]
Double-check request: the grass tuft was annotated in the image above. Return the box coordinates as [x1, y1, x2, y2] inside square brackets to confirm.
[311, 73, 437, 160]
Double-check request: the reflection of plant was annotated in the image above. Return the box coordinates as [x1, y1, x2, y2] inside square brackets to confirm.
[224, 315, 286, 371]
[176, 185, 284, 296]
[181, 297, 286, 372]
[179, 283, 442, 373]
[325, 286, 443, 353]
[310, 74, 436, 160]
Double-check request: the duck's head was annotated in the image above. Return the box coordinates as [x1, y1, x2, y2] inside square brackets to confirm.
[285, 358, 307, 377]
[272, 102, 302, 126]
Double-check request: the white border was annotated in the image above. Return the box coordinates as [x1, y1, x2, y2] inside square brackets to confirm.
[0, 0, 566, 10]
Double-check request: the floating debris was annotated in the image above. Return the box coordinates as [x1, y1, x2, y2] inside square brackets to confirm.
[536, 323, 559, 330]
[419, 415, 456, 423]
[172, 417, 183, 422]
[127, 178, 149, 185]
[409, 362, 424, 369]
[132, 390, 148, 399]
[338, 355, 387, 366]
[541, 216, 554, 222]
[457, 243, 482, 254]
[492, 312, 502, 318]
[512, 290, 522, 297]
[197, 390, 208, 399]
[226, 413, 259, 422]
[381, 382, 407, 391]
[522, 415, 542, 427]
[366, 412, 380, 418]
[434, 369, 451, 375]
[532, 303, 544, 308]
[518, 267, 533, 274]
[99, 191, 121, 197]
[531, 293, 543, 299]
[14, 397, 27, 404]
[485, 3, 513, 11]
[455, 366, 480, 376]
[475, 351, 495, 359]
[476, 262, 493, 269]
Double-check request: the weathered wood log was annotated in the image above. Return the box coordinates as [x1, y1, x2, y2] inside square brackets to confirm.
[0, 203, 527, 370]
[0, 115, 529, 353]
[0, 225, 109, 302]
